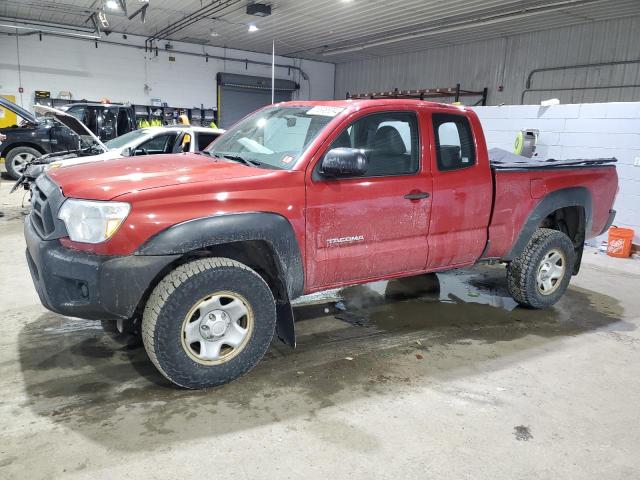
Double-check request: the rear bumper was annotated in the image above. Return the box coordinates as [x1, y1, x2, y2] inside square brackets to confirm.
[24, 216, 179, 320]
[599, 209, 616, 236]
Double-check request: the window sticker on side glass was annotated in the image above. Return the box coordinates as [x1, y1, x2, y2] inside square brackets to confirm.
[306, 106, 345, 117]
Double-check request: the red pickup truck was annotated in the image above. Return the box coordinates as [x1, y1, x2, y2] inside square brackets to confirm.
[23, 100, 618, 389]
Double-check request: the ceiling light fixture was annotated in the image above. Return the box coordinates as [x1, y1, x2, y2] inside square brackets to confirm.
[246, 3, 271, 16]
[248, 23, 259, 32]
[104, 0, 127, 16]
[97, 11, 110, 28]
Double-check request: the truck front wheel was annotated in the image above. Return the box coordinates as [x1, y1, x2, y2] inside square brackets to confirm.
[142, 258, 276, 389]
[506, 228, 575, 309]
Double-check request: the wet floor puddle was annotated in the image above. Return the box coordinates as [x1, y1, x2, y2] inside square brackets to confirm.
[12, 264, 629, 451]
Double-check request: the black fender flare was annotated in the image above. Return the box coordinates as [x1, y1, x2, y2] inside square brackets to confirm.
[137, 212, 304, 347]
[504, 187, 592, 262]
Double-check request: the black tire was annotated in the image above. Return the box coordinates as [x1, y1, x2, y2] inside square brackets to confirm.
[6, 146, 41, 180]
[507, 228, 575, 309]
[142, 258, 276, 389]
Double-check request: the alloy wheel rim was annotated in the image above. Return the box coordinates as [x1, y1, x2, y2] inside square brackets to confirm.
[181, 291, 254, 365]
[536, 248, 566, 295]
[13, 152, 36, 173]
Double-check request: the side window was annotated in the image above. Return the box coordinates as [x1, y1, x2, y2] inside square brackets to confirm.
[116, 109, 130, 136]
[432, 113, 475, 171]
[196, 133, 219, 151]
[325, 112, 419, 177]
[65, 106, 86, 123]
[100, 108, 117, 140]
[137, 134, 177, 154]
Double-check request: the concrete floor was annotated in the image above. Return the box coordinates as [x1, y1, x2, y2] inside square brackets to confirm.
[1, 175, 640, 479]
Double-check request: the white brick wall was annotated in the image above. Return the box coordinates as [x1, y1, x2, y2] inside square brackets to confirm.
[472, 103, 640, 244]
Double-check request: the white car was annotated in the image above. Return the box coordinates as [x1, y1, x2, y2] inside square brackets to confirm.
[12, 106, 224, 190]
[46, 125, 225, 169]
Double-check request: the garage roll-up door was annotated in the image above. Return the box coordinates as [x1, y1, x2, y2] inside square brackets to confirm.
[216, 73, 299, 129]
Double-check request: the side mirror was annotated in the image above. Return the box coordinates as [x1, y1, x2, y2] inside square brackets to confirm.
[320, 148, 368, 177]
[121, 147, 134, 157]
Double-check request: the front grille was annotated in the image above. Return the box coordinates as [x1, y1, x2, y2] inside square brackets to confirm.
[29, 175, 67, 239]
[31, 183, 53, 236]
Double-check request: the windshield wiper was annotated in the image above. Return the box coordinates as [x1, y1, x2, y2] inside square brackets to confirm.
[220, 154, 262, 167]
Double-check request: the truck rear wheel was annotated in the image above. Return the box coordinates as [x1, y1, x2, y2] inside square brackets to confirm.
[506, 228, 575, 309]
[141, 258, 276, 389]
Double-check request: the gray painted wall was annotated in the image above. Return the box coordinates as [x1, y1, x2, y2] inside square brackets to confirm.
[334, 16, 640, 106]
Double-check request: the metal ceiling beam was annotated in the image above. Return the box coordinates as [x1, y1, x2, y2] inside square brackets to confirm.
[1, 25, 309, 80]
[145, 0, 241, 50]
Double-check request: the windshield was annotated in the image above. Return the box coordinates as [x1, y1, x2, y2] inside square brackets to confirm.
[105, 129, 153, 149]
[206, 106, 339, 169]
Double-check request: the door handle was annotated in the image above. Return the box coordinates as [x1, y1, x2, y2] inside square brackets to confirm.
[404, 191, 430, 200]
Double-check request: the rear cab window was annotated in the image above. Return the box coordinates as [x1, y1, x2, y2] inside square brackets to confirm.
[432, 113, 475, 171]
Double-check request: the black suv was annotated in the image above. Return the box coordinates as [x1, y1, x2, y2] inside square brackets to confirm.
[0, 98, 85, 179]
[0, 99, 135, 179]
[60, 103, 136, 142]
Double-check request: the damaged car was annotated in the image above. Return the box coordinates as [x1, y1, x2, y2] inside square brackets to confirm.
[0, 98, 106, 180]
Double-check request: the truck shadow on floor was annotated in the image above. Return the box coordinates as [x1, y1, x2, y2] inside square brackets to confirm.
[17, 265, 630, 453]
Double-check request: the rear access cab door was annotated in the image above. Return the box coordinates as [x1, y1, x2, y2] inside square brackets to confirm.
[425, 108, 493, 268]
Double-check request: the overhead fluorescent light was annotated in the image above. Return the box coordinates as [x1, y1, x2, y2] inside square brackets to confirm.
[97, 11, 110, 28]
[104, 0, 127, 15]
[248, 23, 259, 32]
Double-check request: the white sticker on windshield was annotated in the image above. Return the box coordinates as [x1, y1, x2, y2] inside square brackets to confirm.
[306, 106, 345, 117]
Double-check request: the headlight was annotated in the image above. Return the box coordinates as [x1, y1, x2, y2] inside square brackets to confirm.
[57, 199, 130, 244]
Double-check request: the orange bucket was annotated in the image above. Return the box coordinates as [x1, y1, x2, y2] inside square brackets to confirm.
[607, 226, 634, 258]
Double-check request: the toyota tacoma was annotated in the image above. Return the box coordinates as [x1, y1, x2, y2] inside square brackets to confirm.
[23, 100, 618, 389]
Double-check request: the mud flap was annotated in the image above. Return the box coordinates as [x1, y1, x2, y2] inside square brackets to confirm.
[275, 300, 296, 348]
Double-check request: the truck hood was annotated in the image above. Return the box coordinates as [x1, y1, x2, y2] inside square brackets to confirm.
[47, 153, 271, 200]
[34, 105, 108, 152]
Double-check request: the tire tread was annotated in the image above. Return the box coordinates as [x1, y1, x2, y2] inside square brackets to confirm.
[507, 228, 574, 309]
[142, 257, 272, 389]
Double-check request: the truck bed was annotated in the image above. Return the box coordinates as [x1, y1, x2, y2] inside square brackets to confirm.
[489, 148, 617, 170]
[484, 148, 618, 259]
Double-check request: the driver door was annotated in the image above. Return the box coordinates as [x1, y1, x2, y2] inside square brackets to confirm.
[304, 108, 432, 289]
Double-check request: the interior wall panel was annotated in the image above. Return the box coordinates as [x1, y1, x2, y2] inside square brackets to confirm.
[335, 16, 640, 105]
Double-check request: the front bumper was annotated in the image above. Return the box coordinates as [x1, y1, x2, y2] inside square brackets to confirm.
[24, 216, 180, 320]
